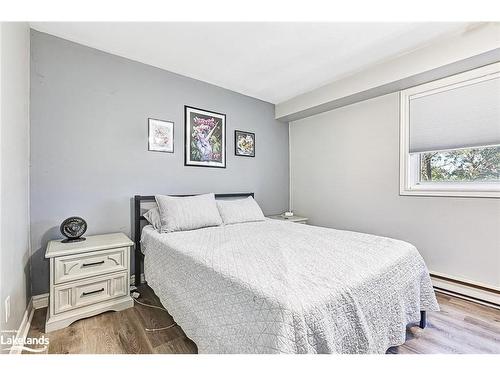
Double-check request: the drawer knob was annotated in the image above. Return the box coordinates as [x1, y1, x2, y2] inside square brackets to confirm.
[82, 288, 104, 296]
[82, 260, 105, 267]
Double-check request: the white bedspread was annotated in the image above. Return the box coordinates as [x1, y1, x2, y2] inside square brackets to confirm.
[141, 220, 439, 353]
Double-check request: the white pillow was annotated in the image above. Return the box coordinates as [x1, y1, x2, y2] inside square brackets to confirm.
[216, 196, 265, 225]
[143, 207, 162, 231]
[155, 193, 223, 233]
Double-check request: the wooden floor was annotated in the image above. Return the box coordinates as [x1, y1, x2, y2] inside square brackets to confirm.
[24, 286, 499, 354]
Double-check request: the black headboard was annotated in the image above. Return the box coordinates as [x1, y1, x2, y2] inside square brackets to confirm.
[133, 193, 254, 286]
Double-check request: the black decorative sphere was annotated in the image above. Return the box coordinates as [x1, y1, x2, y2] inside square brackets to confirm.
[60, 217, 87, 243]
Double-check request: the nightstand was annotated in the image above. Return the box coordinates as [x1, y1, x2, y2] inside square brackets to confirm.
[267, 214, 309, 224]
[45, 233, 134, 333]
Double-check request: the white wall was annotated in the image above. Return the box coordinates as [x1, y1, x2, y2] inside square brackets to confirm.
[0, 22, 30, 339]
[290, 93, 500, 288]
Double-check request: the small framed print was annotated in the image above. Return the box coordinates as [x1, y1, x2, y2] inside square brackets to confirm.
[235, 130, 255, 157]
[185, 106, 226, 168]
[148, 118, 174, 153]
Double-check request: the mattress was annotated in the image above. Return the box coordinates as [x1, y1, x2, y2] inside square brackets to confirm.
[141, 219, 439, 353]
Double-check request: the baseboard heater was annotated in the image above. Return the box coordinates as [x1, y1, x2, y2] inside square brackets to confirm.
[430, 272, 500, 309]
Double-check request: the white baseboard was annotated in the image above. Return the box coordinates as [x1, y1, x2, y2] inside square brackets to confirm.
[32, 293, 49, 309]
[9, 293, 49, 353]
[430, 272, 499, 308]
[9, 299, 34, 354]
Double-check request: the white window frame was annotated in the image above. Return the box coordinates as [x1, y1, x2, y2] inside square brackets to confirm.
[400, 62, 500, 198]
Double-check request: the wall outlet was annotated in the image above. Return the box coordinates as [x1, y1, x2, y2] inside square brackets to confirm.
[5, 295, 10, 323]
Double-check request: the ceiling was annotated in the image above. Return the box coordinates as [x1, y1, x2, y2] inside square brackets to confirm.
[30, 22, 470, 104]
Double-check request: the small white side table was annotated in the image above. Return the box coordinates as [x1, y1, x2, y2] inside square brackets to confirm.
[45, 233, 134, 333]
[267, 214, 308, 224]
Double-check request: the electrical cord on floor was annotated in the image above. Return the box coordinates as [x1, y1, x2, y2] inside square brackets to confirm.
[131, 292, 177, 332]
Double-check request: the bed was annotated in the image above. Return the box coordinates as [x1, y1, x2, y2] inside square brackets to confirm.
[134, 193, 439, 354]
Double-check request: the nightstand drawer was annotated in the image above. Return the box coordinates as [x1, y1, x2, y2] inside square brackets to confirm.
[54, 247, 128, 284]
[53, 272, 129, 315]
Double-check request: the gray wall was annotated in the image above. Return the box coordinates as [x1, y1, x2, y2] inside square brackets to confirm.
[30, 31, 289, 295]
[290, 92, 500, 288]
[0, 23, 30, 341]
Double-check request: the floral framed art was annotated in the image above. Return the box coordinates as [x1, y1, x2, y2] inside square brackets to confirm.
[148, 118, 174, 153]
[235, 130, 255, 157]
[184, 106, 226, 168]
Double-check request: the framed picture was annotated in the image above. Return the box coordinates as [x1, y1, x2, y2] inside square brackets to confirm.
[185, 106, 226, 168]
[148, 118, 174, 153]
[235, 130, 255, 157]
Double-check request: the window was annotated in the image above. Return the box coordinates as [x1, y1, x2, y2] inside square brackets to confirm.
[400, 63, 500, 198]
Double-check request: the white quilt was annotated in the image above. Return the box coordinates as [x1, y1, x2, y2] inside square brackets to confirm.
[141, 220, 439, 354]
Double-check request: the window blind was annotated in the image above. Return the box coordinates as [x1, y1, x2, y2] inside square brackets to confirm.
[409, 76, 500, 153]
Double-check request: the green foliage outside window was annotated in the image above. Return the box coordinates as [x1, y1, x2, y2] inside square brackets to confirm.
[419, 145, 500, 182]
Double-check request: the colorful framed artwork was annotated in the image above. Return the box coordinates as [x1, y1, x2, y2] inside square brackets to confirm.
[184, 106, 226, 168]
[148, 118, 174, 153]
[235, 130, 255, 157]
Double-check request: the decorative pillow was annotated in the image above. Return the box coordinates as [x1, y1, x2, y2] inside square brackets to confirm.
[143, 207, 162, 231]
[155, 193, 223, 233]
[216, 196, 265, 225]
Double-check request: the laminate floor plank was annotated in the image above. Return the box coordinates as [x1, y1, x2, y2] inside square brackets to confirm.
[47, 318, 85, 354]
[80, 311, 122, 354]
[153, 336, 198, 354]
[115, 308, 154, 354]
[132, 288, 183, 349]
